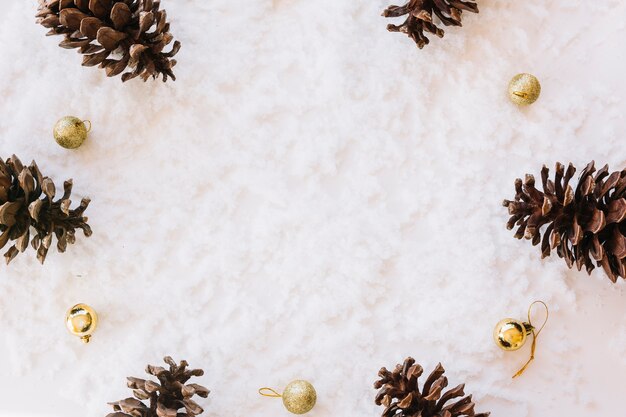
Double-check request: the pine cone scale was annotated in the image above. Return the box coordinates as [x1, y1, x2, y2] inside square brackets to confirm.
[0, 201, 21, 227]
[80, 17, 103, 38]
[97, 27, 127, 50]
[0, 228, 9, 249]
[397, 392, 414, 408]
[449, 1, 478, 12]
[432, 0, 451, 15]
[421, 363, 445, 397]
[607, 199, 626, 223]
[91, 0, 113, 18]
[111, 3, 132, 29]
[59, 8, 88, 29]
[436, 384, 464, 409]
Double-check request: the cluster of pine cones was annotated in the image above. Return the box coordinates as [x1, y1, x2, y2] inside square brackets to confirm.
[14, 2, 625, 417]
[34, 0, 480, 85]
[108, 356, 492, 417]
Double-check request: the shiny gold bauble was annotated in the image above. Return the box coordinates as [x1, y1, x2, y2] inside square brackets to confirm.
[508, 73, 541, 105]
[53, 116, 90, 149]
[493, 318, 531, 351]
[282, 380, 317, 415]
[65, 303, 98, 343]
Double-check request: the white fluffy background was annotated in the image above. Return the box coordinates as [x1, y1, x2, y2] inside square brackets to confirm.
[0, 1, 625, 416]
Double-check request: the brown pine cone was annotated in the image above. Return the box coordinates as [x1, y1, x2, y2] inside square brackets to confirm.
[374, 357, 490, 417]
[382, 0, 479, 49]
[36, 0, 181, 82]
[107, 356, 210, 417]
[504, 161, 626, 283]
[0, 155, 91, 265]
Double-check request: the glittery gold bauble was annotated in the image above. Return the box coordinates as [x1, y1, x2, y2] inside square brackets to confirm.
[493, 318, 531, 351]
[65, 303, 98, 343]
[508, 73, 541, 105]
[282, 380, 317, 415]
[53, 116, 90, 149]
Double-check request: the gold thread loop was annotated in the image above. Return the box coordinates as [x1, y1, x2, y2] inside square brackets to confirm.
[513, 300, 549, 378]
[513, 91, 528, 98]
[259, 387, 282, 398]
[83, 120, 92, 133]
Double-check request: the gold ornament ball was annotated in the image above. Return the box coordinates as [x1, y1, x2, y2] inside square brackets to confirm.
[493, 318, 530, 351]
[508, 73, 541, 105]
[282, 380, 317, 415]
[65, 303, 98, 343]
[53, 116, 90, 149]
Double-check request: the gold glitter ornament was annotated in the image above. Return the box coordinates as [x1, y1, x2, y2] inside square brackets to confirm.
[53, 116, 91, 149]
[65, 303, 98, 343]
[494, 301, 548, 378]
[259, 380, 317, 414]
[508, 73, 541, 105]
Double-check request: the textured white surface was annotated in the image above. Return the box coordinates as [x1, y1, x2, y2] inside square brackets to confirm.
[0, 1, 625, 416]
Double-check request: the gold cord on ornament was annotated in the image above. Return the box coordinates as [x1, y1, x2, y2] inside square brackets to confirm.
[83, 120, 92, 133]
[259, 387, 282, 398]
[512, 300, 549, 378]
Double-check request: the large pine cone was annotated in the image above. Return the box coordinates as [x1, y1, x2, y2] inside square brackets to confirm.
[36, 0, 181, 82]
[504, 161, 626, 283]
[0, 155, 91, 265]
[374, 357, 490, 417]
[107, 356, 210, 417]
[382, 0, 478, 49]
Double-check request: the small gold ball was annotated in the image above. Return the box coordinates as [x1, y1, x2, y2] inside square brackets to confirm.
[493, 318, 529, 351]
[65, 303, 98, 343]
[53, 116, 89, 149]
[282, 380, 317, 415]
[508, 73, 541, 105]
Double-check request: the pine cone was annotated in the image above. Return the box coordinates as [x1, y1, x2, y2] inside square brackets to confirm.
[107, 356, 210, 417]
[374, 357, 490, 417]
[503, 161, 626, 283]
[0, 155, 91, 265]
[382, 0, 478, 49]
[36, 0, 181, 82]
